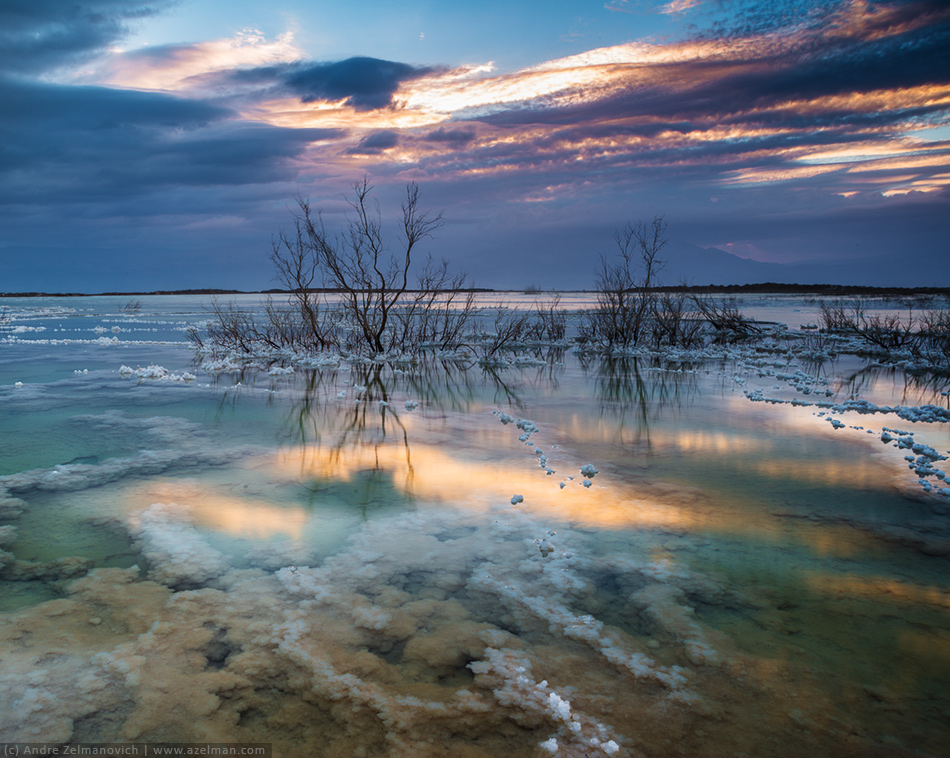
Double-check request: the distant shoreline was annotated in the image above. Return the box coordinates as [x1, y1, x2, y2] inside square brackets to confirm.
[1, 283, 948, 298]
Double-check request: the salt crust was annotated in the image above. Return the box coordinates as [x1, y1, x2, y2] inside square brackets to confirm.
[0, 464, 748, 755]
[2, 474, 911, 755]
[0, 402, 645, 752]
[119, 365, 197, 382]
[127, 503, 230, 588]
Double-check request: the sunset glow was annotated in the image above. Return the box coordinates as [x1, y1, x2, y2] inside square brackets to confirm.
[1, 0, 948, 291]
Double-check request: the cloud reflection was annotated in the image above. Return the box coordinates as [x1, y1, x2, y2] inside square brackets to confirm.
[126, 480, 309, 540]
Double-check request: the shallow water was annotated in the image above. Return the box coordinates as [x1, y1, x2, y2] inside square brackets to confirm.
[1, 295, 948, 757]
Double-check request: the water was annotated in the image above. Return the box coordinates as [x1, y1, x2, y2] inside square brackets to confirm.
[1, 294, 948, 756]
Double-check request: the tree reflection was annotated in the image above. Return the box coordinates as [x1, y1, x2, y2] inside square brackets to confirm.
[270, 353, 566, 500]
[835, 363, 950, 407]
[579, 355, 700, 448]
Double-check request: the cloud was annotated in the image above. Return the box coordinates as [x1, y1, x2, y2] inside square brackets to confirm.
[660, 0, 701, 14]
[459, 2, 950, 129]
[0, 76, 225, 132]
[346, 130, 400, 155]
[0, 0, 175, 75]
[1, 0, 948, 291]
[93, 29, 304, 93]
[7, 1, 947, 202]
[696, 0, 852, 38]
[373, 0, 950, 201]
[285, 56, 436, 110]
[424, 127, 477, 144]
[0, 77, 340, 202]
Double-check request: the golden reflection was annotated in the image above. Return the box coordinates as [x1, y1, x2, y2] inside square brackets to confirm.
[745, 458, 880, 489]
[561, 400, 778, 453]
[661, 429, 771, 455]
[270, 440, 646, 522]
[805, 573, 950, 610]
[716, 395, 919, 487]
[898, 629, 950, 664]
[243, 430, 909, 564]
[125, 480, 309, 540]
[265, 434, 725, 532]
[532, 392, 927, 495]
[261, 436, 811, 548]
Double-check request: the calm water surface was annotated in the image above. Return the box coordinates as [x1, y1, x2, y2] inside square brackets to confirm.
[0, 294, 948, 757]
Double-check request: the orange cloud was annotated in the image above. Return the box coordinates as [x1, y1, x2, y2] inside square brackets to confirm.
[76, 5, 950, 197]
[96, 29, 304, 93]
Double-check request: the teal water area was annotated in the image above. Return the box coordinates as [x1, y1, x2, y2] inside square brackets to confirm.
[0, 295, 948, 756]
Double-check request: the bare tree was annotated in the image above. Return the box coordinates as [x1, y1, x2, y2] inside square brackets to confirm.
[617, 216, 667, 290]
[690, 294, 762, 342]
[524, 294, 566, 342]
[818, 299, 861, 333]
[393, 255, 479, 350]
[204, 298, 258, 353]
[583, 215, 668, 348]
[651, 291, 705, 348]
[818, 297, 922, 352]
[196, 179, 476, 357]
[270, 214, 333, 350]
[471, 308, 532, 362]
[296, 177, 444, 354]
[918, 308, 950, 364]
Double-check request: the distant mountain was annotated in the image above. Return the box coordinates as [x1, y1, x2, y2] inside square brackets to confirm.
[3, 238, 944, 294]
[659, 241, 950, 288]
[657, 242, 775, 286]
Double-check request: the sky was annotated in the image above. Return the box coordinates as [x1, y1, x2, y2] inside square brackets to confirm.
[1, 0, 949, 292]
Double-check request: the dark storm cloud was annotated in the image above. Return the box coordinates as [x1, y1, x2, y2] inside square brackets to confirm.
[284, 57, 436, 109]
[0, 0, 175, 75]
[0, 76, 225, 132]
[425, 127, 477, 144]
[0, 77, 341, 200]
[346, 130, 400, 155]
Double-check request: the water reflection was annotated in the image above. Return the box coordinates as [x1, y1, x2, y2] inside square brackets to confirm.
[578, 355, 701, 447]
[835, 361, 950, 407]
[3, 336, 950, 753]
[126, 480, 310, 541]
